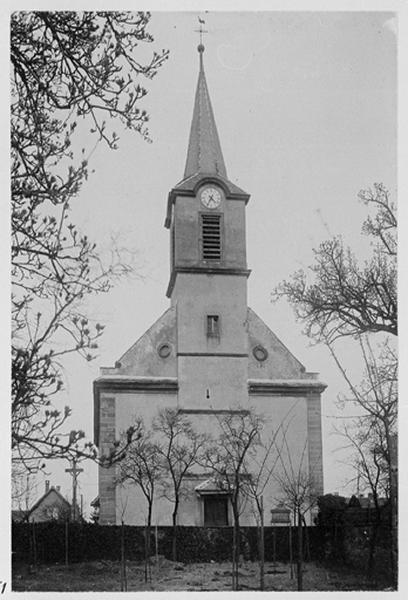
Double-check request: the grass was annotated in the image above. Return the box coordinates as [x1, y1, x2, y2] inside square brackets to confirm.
[12, 558, 386, 592]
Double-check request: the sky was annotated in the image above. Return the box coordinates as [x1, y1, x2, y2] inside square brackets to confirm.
[5, 10, 398, 521]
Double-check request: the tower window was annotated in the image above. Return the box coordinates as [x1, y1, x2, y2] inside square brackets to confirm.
[201, 214, 221, 260]
[207, 315, 220, 337]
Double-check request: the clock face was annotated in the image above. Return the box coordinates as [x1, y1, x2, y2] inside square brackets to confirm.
[201, 187, 221, 209]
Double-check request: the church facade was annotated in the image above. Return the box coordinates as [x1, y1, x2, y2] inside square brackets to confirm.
[93, 44, 326, 527]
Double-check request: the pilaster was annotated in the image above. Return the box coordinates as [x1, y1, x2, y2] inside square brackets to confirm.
[307, 393, 324, 497]
[98, 396, 116, 524]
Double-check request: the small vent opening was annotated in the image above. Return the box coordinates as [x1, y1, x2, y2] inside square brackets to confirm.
[207, 315, 220, 337]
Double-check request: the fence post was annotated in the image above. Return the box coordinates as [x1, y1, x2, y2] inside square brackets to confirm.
[120, 520, 127, 591]
[155, 524, 159, 565]
[31, 521, 37, 568]
[65, 519, 69, 566]
[289, 518, 294, 579]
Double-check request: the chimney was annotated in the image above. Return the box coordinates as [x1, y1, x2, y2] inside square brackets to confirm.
[56, 486, 61, 492]
[45, 480, 50, 493]
[333, 492, 339, 496]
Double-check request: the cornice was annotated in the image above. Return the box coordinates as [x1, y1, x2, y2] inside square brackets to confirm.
[94, 377, 178, 394]
[166, 266, 251, 297]
[164, 174, 250, 229]
[248, 379, 327, 396]
[178, 408, 250, 416]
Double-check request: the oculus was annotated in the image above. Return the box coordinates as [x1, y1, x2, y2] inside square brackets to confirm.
[253, 345, 268, 362]
[157, 343, 172, 359]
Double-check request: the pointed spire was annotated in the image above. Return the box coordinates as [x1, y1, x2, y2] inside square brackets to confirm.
[184, 44, 227, 179]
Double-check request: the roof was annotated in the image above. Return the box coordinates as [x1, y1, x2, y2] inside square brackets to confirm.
[348, 494, 388, 509]
[164, 45, 249, 229]
[195, 478, 229, 495]
[27, 487, 71, 518]
[184, 45, 227, 179]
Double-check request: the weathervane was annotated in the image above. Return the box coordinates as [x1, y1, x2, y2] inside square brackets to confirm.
[195, 17, 208, 48]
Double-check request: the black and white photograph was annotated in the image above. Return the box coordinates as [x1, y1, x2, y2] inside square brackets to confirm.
[6, 3, 400, 594]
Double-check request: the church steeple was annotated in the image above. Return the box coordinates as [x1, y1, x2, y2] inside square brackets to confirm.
[164, 39, 251, 300]
[184, 44, 227, 179]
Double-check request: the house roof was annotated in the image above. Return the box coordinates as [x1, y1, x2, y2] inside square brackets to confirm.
[27, 487, 71, 518]
[347, 494, 388, 509]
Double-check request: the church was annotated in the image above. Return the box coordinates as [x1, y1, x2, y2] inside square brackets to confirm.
[93, 42, 326, 527]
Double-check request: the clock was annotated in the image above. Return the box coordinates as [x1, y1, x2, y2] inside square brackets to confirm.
[200, 187, 221, 209]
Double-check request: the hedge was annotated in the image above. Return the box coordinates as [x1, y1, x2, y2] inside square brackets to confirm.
[13, 520, 392, 581]
[12, 523, 324, 565]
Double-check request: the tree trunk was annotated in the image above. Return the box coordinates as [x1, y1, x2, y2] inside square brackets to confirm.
[259, 497, 265, 591]
[302, 514, 311, 561]
[120, 519, 127, 591]
[155, 524, 159, 565]
[172, 499, 178, 562]
[273, 527, 277, 566]
[289, 515, 294, 579]
[147, 501, 152, 582]
[232, 505, 240, 591]
[389, 432, 398, 588]
[144, 523, 148, 583]
[232, 519, 237, 590]
[297, 508, 303, 591]
[32, 521, 37, 568]
[367, 521, 379, 584]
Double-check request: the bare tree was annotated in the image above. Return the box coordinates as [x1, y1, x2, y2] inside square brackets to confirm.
[117, 418, 162, 581]
[329, 336, 397, 584]
[274, 432, 317, 591]
[12, 465, 37, 512]
[204, 409, 263, 591]
[153, 408, 206, 562]
[11, 11, 168, 471]
[244, 413, 296, 590]
[273, 184, 396, 342]
[274, 183, 398, 587]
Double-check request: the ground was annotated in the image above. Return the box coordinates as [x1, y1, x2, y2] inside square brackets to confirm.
[12, 558, 384, 592]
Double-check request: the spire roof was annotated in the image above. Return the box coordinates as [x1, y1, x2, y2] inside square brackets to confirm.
[184, 44, 227, 179]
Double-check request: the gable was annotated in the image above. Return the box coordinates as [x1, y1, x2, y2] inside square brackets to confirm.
[28, 489, 71, 521]
[247, 308, 307, 380]
[113, 307, 177, 377]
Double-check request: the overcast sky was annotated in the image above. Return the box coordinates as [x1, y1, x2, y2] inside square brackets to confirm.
[5, 10, 398, 517]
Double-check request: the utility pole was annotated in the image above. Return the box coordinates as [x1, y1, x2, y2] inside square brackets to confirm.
[65, 458, 84, 521]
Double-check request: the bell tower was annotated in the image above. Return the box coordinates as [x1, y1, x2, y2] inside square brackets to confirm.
[164, 44, 251, 410]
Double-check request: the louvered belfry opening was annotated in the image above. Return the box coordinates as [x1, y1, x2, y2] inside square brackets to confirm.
[201, 213, 221, 260]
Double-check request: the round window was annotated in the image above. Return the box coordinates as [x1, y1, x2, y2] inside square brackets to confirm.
[253, 345, 268, 362]
[158, 343, 171, 359]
